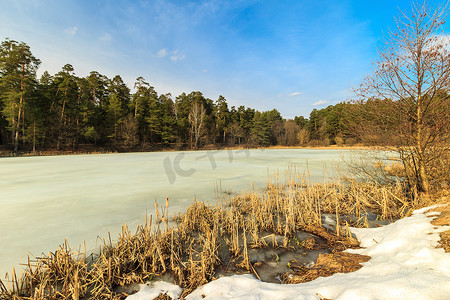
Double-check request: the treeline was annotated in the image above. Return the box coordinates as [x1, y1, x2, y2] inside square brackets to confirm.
[0, 38, 359, 153]
[3, 38, 409, 153]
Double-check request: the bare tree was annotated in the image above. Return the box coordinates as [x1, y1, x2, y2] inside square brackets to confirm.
[354, 2, 450, 195]
[297, 128, 310, 147]
[189, 101, 206, 149]
[120, 115, 139, 148]
[227, 121, 244, 145]
[282, 120, 300, 146]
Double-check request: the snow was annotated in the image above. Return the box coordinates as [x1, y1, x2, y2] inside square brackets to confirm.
[127, 205, 450, 300]
[126, 281, 182, 300]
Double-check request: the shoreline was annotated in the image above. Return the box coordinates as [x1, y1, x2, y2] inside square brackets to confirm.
[0, 144, 373, 158]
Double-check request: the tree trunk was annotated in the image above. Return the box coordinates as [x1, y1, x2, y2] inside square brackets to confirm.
[14, 64, 26, 152]
[114, 113, 117, 142]
[22, 105, 25, 145]
[14, 125, 19, 152]
[57, 91, 66, 151]
[14, 100, 22, 152]
[33, 121, 36, 153]
[418, 158, 430, 194]
[190, 127, 193, 149]
[75, 117, 79, 149]
[416, 93, 430, 194]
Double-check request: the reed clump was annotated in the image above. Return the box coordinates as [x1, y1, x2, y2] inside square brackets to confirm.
[0, 176, 413, 299]
[281, 252, 371, 284]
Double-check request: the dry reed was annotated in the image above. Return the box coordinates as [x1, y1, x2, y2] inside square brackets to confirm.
[0, 174, 413, 299]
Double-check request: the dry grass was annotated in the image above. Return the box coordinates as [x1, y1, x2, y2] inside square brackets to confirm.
[281, 252, 371, 284]
[429, 199, 450, 253]
[0, 176, 415, 299]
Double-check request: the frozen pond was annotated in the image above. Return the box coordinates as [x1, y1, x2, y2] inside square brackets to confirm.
[0, 148, 349, 277]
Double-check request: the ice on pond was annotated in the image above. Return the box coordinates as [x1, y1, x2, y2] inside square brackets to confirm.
[0, 149, 348, 276]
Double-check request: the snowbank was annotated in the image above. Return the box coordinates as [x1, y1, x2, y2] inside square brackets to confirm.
[126, 281, 182, 300]
[127, 205, 450, 300]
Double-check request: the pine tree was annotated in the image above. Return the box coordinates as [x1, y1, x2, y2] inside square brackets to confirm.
[0, 39, 40, 152]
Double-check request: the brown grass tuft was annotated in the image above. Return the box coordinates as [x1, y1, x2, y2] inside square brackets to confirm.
[430, 203, 450, 252]
[282, 252, 370, 284]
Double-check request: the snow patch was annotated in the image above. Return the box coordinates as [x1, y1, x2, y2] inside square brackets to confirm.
[126, 281, 182, 300]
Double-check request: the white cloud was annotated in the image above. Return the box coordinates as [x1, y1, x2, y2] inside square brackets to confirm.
[170, 50, 185, 62]
[157, 48, 185, 62]
[157, 48, 186, 61]
[99, 33, 112, 42]
[427, 33, 450, 52]
[312, 100, 329, 106]
[288, 91, 301, 97]
[64, 26, 78, 36]
[157, 48, 168, 57]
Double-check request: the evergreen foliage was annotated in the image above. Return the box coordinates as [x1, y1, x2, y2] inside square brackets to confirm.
[0, 38, 447, 154]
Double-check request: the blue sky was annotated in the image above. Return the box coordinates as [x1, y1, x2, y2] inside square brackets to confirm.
[0, 0, 444, 118]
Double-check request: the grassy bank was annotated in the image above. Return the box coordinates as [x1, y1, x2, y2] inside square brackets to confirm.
[0, 174, 422, 300]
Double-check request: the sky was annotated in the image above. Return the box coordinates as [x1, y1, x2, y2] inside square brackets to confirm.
[0, 0, 445, 118]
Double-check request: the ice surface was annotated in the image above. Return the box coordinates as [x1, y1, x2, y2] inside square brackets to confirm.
[128, 206, 450, 300]
[0, 149, 346, 276]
